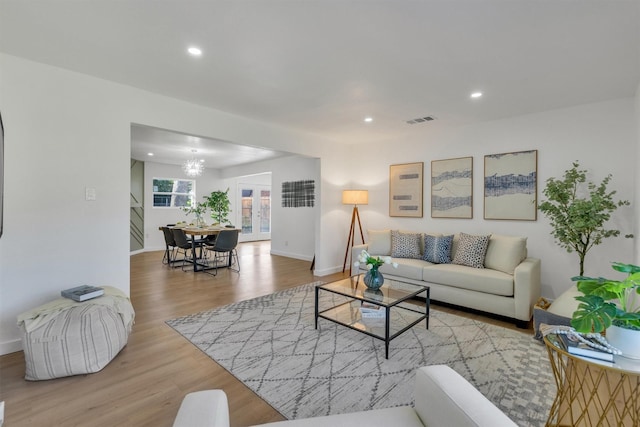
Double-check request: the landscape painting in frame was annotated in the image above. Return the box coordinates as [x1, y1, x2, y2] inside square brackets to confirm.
[431, 156, 473, 219]
[389, 162, 423, 217]
[484, 150, 537, 220]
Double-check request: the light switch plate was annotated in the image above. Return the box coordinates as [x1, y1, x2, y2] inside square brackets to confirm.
[85, 187, 96, 201]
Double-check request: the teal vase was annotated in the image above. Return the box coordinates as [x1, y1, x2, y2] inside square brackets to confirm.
[364, 267, 384, 290]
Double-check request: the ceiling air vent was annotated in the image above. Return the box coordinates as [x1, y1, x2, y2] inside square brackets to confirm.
[406, 115, 436, 125]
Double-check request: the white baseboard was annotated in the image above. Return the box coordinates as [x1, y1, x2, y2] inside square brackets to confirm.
[269, 249, 313, 262]
[313, 265, 344, 276]
[0, 339, 22, 356]
[130, 249, 145, 256]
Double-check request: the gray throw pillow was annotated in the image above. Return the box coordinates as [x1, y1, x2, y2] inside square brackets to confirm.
[391, 230, 421, 259]
[452, 232, 491, 268]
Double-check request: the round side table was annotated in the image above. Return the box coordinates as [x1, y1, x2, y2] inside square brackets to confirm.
[544, 333, 640, 427]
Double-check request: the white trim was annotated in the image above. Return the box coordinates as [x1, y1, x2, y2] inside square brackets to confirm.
[0, 339, 22, 356]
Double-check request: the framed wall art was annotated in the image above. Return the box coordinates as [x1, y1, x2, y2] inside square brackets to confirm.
[282, 180, 315, 208]
[484, 150, 537, 221]
[431, 156, 473, 219]
[389, 162, 423, 217]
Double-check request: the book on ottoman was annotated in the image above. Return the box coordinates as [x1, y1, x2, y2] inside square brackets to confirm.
[61, 285, 104, 302]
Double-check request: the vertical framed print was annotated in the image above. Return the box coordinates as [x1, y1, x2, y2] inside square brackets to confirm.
[389, 162, 423, 217]
[431, 156, 473, 219]
[484, 150, 537, 221]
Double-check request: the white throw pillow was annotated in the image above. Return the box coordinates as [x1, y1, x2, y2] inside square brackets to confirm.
[367, 229, 391, 255]
[484, 234, 527, 274]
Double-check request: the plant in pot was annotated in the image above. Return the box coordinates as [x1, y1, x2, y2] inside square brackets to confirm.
[204, 188, 232, 226]
[538, 161, 632, 276]
[181, 201, 208, 227]
[571, 262, 640, 359]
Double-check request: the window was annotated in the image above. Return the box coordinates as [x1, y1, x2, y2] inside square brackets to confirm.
[152, 178, 195, 208]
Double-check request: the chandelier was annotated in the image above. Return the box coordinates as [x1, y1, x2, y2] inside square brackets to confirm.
[183, 149, 204, 177]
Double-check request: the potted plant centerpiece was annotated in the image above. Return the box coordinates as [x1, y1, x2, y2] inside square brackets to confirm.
[181, 201, 208, 228]
[353, 250, 398, 290]
[571, 262, 640, 359]
[204, 189, 232, 226]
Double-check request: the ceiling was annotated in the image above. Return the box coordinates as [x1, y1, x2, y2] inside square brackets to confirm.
[130, 124, 293, 168]
[1, 0, 639, 166]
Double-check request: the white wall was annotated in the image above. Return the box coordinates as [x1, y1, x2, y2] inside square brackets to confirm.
[0, 54, 345, 354]
[635, 83, 640, 264]
[143, 161, 224, 251]
[347, 99, 637, 299]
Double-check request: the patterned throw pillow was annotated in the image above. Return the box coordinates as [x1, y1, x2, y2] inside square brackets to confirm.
[452, 232, 491, 268]
[423, 234, 454, 264]
[391, 230, 421, 259]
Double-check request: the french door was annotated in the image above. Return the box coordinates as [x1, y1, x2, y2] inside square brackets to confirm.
[238, 184, 271, 242]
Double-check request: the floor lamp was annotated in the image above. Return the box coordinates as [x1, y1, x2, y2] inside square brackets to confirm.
[342, 189, 368, 275]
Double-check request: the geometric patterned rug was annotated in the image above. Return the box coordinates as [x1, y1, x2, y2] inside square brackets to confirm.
[167, 282, 554, 426]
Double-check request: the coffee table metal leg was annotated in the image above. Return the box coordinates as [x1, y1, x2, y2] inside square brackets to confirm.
[314, 286, 319, 329]
[385, 307, 391, 359]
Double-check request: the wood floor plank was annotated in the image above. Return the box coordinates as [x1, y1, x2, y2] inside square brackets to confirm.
[0, 241, 529, 426]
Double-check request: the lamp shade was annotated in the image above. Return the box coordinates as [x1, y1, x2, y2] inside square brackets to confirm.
[342, 190, 369, 205]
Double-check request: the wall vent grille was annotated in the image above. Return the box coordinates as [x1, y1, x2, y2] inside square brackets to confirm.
[406, 115, 436, 125]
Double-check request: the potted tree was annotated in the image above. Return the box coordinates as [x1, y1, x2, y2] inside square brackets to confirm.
[571, 262, 640, 359]
[204, 189, 232, 226]
[538, 161, 632, 276]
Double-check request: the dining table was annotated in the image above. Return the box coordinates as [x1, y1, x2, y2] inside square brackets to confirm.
[176, 226, 240, 273]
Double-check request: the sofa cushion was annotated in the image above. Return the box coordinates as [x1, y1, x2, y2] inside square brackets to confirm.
[484, 234, 527, 274]
[423, 264, 514, 296]
[367, 229, 391, 256]
[388, 257, 432, 280]
[391, 230, 421, 259]
[452, 233, 491, 268]
[423, 234, 454, 264]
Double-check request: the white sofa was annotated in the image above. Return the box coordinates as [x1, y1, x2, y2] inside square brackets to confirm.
[351, 230, 541, 326]
[172, 365, 517, 427]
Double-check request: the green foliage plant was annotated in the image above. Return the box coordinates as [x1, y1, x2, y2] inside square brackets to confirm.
[538, 161, 631, 276]
[571, 262, 640, 333]
[204, 188, 231, 225]
[181, 200, 208, 225]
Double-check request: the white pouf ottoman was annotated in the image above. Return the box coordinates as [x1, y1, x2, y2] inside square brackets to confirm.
[17, 286, 135, 381]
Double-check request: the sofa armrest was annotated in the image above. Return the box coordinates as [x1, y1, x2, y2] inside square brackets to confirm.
[173, 390, 230, 427]
[513, 257, 541, 322]
[413, 366, 517, 427]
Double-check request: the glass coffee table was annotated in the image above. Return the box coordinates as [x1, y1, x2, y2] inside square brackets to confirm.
[315, 274, 429, 359]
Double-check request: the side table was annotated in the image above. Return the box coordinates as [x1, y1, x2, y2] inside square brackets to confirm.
[544, 333, 640, 427]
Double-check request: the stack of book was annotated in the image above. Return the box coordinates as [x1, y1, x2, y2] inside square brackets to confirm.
[359, 302, 386, 319]
[558, 333, 615, 362]
[61, 285, 104, 302]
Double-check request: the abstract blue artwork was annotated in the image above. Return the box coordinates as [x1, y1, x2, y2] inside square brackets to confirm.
[484, 150, 537, 220]
[431, 157, 473, 218]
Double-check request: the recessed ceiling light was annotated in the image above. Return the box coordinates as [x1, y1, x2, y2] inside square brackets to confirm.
[470, 92, 483, 98]
[364, 117, 373, 123]
[147, 152, 154, 156]
[188, 47, 202, 56]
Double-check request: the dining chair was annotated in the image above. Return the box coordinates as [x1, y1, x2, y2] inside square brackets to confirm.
[161, 227, 178, 266]
[204, 229, 240, 276]
[172, 228, 203, 271]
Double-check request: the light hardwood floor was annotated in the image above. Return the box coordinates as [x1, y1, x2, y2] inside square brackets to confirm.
[0, 241, 530, 426]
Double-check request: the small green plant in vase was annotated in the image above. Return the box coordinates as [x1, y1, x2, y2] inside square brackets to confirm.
[571, 262, 640, 358]
[181, 201, 208, 227]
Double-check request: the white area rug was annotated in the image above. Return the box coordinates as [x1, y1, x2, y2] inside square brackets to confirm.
[167, 282, 554, 426]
